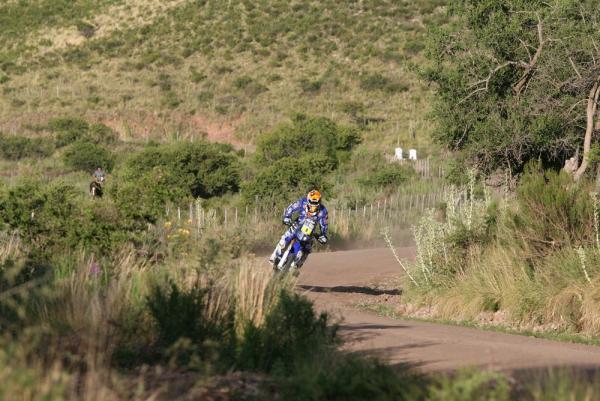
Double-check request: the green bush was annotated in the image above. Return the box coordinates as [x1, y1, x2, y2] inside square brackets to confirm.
[0, 181, 128, 254]
[239, 291, 338, 374]
[255, 115, 360, 166]
[49, 117, 118, 147]
[87, 123, 118, 144]
[0, 181, 77, 252]
[245, 115, 360, 206]
[243, 155, 332, 206]
[147, 281, 231, 348]
[0, 134, 54, 160]
[48, 116, 89, 133]
[360, 73, 408, 93]
[281, 355, 425, 401]
[115, 141, 240, 222]
[62, 141, 114, 173]
[510, 166, 594, 254]
[358, 163, 415, 188]
[49, 117, 89, 147]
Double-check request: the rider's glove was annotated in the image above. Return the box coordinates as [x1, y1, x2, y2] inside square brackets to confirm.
[318, 235, 328, 244]
[283, 217, 292, 226]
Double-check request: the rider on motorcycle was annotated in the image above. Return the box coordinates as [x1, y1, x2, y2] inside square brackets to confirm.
[90, 167, 105, 197]
[269, 189, 329, 270]
[92, 167, 105, 184]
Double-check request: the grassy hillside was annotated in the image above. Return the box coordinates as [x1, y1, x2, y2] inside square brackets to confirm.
[0, 0, 445, 151]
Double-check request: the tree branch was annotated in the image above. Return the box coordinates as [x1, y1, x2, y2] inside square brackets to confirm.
[513, 16, 548, 96]
[574, 75, 600, 181]
[569, 57, 583, 79]
[459, 62, 517, 104]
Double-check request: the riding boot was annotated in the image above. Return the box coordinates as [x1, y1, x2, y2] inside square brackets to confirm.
[268, 236, 287, 264]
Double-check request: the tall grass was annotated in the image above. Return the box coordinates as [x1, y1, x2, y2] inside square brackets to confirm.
[402, 168, 600, 337]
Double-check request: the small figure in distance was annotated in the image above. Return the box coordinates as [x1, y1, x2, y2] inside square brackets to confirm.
[90, 166, 105, 198]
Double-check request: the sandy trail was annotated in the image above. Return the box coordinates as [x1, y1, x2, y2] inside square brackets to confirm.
[298, 248, 600, 373]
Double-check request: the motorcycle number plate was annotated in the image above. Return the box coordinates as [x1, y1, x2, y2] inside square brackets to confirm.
[301, 220, 315, 236]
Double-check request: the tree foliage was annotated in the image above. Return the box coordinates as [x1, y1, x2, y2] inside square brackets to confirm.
[255, 114, 360, 167]
[423, 0, 600, 174]
[114, 141, 241, 222]
[245, 115, 360, 205]
[62, 141, 115, 173]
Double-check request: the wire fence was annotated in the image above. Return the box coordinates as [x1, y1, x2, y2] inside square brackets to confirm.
[164, 188, 448, 236]
[396, 157, 445, 179]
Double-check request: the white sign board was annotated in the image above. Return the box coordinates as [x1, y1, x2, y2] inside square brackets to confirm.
[394, 147, 403, 160]
[409, 149, 417, 160]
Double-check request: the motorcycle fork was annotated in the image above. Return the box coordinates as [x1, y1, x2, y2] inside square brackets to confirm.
[278, 238, 296, 270]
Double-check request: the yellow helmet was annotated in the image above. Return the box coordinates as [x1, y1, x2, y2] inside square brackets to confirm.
[306, 190, 321, 214]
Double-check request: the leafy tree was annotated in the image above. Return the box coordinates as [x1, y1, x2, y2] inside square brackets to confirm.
[423, 0, 600, 177]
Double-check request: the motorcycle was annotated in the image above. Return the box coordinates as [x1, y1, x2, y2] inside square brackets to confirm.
[89, 176, 104, 198]
[272, 219, 319, 274]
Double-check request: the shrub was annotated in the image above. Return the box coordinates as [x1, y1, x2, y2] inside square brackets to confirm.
[0, 134, 54, 160]
[49, 117, 117, 147]
[298, 77, 323, 93]
[62, 141, 114, 173]
[510, 167, 593, 254]
[115, 141, 240, 222]
[147, 281, 230, 347]
[243, 155, 332, 206]
[87, 123, 118, 144]
[360, 73, 408, 93]
[358, 163, 415, 188]
[238, 290, 338, 374]
[50, 117, 89, 147]
[48, 116, 89, 135]
[280, 355, 425, 401]
[0, 181, 127, 254]
[76, 20, 96, 38]
[255, 115, 360, 166]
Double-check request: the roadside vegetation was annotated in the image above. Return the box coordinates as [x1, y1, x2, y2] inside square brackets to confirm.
[392, 0, 600, 345]
[2, 0, 600, 399]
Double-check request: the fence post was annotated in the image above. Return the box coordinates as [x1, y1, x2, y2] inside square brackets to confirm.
[189, 202, 193, 223]
[177, 207, 181, 222]
[224, 209, 228, 226]
[383, 199, 387, 219]
[376, 201, 380, 220]
[235, 207, 238, 225]
[196, 199, 201, 230]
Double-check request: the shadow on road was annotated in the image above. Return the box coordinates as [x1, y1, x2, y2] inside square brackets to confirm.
[298, 284, 401, 296]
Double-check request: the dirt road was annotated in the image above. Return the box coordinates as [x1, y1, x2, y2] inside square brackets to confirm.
[298, 248, 600, 373]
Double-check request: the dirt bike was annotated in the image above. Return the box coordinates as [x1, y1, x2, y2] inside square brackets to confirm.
[89, 176, 104, 198]
[272, 219, 320, 274]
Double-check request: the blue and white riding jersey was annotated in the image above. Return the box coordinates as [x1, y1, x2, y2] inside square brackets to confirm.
[283, 198, 328, 237]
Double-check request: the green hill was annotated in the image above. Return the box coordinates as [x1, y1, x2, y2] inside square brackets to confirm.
[0, 0, 446, 149]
